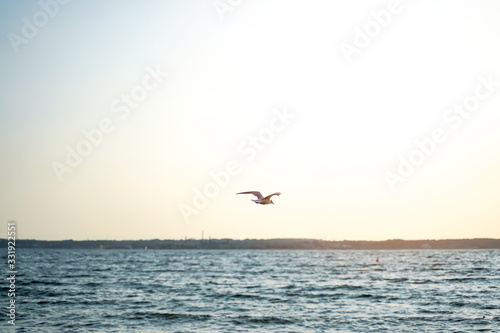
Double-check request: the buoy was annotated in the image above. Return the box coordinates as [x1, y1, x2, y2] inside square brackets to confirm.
[376, 259, 379, 262]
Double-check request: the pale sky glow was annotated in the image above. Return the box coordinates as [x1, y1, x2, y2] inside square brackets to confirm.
[1, 0, 499, 241]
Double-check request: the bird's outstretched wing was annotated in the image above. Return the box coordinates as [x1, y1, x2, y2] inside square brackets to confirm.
[263, 192, 281, 200]
[236, 191, 263, 199]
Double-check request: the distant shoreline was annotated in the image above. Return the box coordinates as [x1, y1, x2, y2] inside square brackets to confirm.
[2, 238, 500, 250]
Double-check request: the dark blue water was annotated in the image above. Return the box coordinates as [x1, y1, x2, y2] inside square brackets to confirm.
[2, 249, 499, 332]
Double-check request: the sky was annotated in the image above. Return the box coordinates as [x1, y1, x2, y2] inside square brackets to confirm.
[1, 0, 499, 241]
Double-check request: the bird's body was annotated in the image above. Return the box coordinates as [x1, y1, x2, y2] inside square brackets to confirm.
[236, 191, 281, 205]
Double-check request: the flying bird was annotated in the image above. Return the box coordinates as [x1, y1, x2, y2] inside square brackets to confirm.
[236, 191, 281, 205]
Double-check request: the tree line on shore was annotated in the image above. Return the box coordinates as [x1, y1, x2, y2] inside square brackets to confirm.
[1, 238, 499, 250]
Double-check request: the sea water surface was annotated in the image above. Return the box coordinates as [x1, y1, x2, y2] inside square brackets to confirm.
[2, 249, 499, 332]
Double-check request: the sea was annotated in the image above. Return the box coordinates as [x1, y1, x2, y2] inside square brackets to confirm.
[1, 249, 499, 332]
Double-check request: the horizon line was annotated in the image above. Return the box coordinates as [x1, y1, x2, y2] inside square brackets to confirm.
[4, 237, 500, 242]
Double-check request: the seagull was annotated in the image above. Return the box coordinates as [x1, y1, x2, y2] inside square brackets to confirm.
[236, 191, 281, 205]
